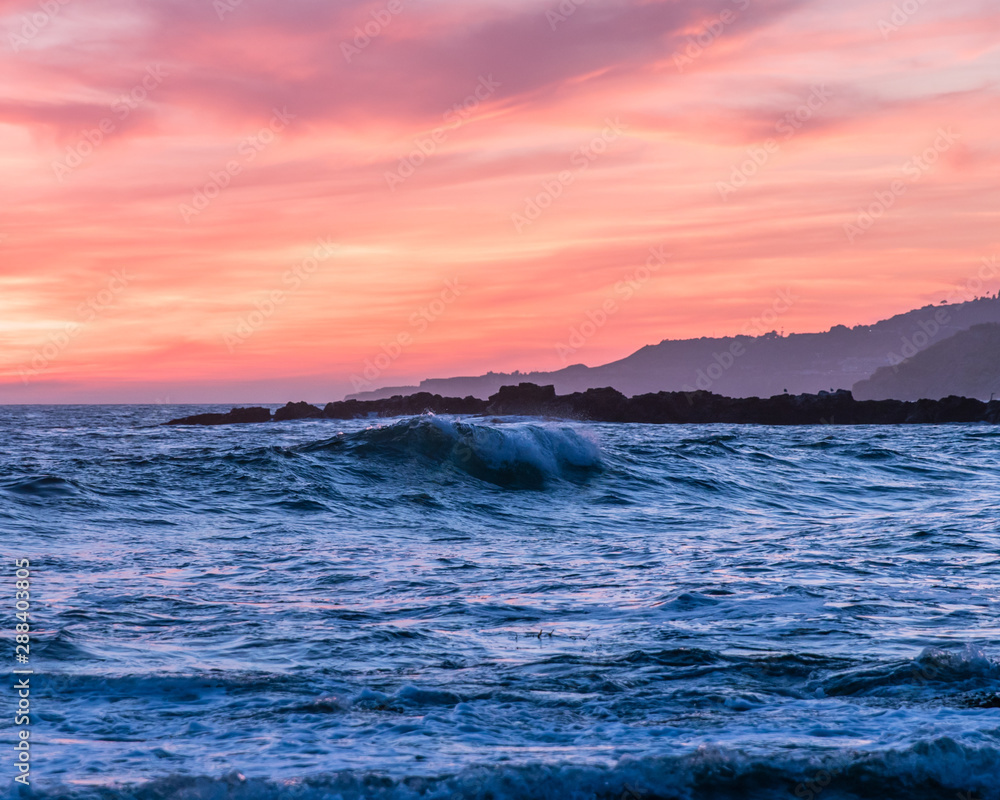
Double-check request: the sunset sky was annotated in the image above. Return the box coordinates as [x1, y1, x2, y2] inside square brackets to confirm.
[2, 0, 998, 403]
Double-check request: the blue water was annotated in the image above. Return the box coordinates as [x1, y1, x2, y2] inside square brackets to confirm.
[3, 406, 1000, 799]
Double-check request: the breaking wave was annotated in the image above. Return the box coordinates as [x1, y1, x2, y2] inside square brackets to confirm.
[300, 417, 602, 488]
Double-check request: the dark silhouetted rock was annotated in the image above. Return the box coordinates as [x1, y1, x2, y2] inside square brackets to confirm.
[273, 401, 323, 421]
[486, 383, 557, 415]
[166, 407, 271, 426]
[323, 393, 486, 419]
[165, 384, 1000, 426]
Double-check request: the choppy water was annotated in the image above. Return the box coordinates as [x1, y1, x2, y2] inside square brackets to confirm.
[3, 405, 1000, 800]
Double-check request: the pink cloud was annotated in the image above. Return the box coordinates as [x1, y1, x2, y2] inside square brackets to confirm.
[2, 0, 999, 401]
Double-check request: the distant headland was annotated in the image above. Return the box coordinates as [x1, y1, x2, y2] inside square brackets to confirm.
[166, 383, 1000, 426]
[346, 296, 1000, 403]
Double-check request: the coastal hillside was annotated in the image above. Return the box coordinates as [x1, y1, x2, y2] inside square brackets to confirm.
[349, 296, 1000, 400]
[853, 323, 1000, 402]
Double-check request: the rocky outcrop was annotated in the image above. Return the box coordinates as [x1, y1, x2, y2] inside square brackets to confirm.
[323, 393, 485, 419]
[164, 383, 1000, 426]
[482, 383, 556, 415]
[165, 406, 272, 426]
[484, 383, 1000, 424]
[273, 401, 323, 421]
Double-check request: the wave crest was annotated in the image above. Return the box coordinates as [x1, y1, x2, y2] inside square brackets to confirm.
[816, 644, 1000, 697]
[302, 417, 602, 488]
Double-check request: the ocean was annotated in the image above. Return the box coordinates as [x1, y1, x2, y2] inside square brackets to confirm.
[3, 405, 999, 800]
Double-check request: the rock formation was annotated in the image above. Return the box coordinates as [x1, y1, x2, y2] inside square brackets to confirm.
[165, 383, 1000, 426]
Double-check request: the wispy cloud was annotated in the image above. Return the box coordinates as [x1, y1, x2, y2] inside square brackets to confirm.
[1, 0, 998, 401]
